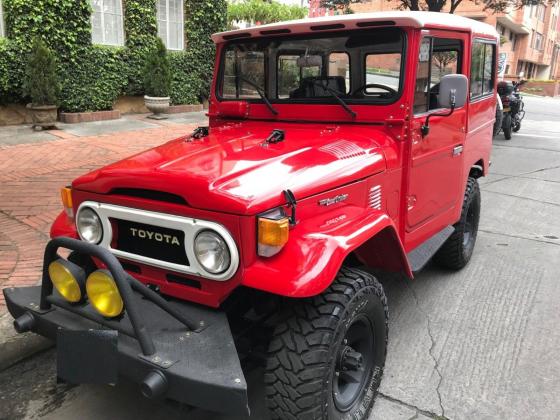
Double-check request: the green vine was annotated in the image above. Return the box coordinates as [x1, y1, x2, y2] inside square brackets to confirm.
[0, 0, 227, 111]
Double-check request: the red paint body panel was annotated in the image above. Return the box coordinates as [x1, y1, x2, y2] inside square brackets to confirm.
[49, 16, 498, 307]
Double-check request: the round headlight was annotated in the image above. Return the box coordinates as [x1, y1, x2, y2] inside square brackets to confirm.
[194, 230, 231, 274]
[86, 270, 123, 318]
[77, 207, 103, 244]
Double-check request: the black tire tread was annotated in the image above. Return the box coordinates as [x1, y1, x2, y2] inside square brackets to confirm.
[264, 267, 388, 420]
[434, 177, 480, 270]
[503, 114, 512, 140]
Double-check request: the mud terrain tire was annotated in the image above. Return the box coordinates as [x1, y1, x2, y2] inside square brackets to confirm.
[435, 177, 480, 270]
[265, 267, 388, 420]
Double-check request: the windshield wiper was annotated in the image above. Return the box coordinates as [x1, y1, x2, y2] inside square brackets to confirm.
[236, 76, 278, 116]
[310, 80, 356, 119]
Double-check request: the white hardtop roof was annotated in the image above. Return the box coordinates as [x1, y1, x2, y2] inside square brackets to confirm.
[212, 11, 498, 43]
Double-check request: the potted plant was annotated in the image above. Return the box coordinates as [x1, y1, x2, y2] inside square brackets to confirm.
[143, 38, 171, 119]
[24, 38, 59, 130]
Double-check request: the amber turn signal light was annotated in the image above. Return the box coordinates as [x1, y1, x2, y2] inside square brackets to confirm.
[258, 213, 290, 257]
[60, 186, 73, 218]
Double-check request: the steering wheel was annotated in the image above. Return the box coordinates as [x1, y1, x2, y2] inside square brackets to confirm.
[351, 83, 397, 96]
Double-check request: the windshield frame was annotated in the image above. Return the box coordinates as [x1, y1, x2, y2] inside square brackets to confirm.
[215, 28, 408, 107]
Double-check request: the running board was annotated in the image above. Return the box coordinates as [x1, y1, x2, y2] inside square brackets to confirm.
[407, 225, 455, 273]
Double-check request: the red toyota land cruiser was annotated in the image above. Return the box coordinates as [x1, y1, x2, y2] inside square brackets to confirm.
[4, 11, 498, 420]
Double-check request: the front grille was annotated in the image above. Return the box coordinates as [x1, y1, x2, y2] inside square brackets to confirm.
[113, 219, 189, 266]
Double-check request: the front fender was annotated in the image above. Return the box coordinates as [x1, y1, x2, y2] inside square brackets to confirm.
[241, 207, 411, 298]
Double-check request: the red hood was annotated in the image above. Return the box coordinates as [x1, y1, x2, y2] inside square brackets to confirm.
[72, 121, 388, 215]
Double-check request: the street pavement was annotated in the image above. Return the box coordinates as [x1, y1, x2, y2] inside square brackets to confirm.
[1, 96, 559, 419]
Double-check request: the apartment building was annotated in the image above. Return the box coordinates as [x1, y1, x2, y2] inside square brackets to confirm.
[311, 0, 560, 80]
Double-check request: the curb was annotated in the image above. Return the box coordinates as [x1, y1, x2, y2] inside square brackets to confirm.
[0, 311, 53, 372]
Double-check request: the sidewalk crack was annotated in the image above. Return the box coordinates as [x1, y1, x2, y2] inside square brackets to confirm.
[404, 282, 447, 419]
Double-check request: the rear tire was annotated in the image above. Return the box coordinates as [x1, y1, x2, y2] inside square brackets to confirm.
[265, 267, 388, 420]
[503, 114, 512, 140]
[513, 120, 521, 132]
[434, 177, 480, 270]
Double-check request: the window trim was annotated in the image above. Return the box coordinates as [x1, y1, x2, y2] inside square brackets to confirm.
[158, 0, 184, 51]
[469, 38, 497, 102]
[216, 28, 408, 107]
[91, 0, 125, 47]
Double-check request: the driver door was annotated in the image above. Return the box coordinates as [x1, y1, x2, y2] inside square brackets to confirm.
[406, 31, 468, 247]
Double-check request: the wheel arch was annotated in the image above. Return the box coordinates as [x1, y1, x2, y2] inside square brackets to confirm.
[469, 158, 485, 179]
[348, 225, 412, 279]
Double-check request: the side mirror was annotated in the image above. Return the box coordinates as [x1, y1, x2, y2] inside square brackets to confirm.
[438, 74, 468, 109]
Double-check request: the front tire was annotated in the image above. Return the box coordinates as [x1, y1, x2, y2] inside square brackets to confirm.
[265, 267, 388, 420]
[434, 177, 480, 270]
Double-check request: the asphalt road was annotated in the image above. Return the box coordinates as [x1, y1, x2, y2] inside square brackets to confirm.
[1, 95, 559, 420]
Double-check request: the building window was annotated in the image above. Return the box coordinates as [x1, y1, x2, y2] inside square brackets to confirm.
[157, 0, 184, 50]
[469, 41, 495, 99]
[91, 0, 124, 46]
[0, 0, 4, 37]
[534, 32, 544, 51]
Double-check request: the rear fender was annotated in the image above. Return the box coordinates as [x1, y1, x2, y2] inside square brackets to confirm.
[241, 209, 412, 298]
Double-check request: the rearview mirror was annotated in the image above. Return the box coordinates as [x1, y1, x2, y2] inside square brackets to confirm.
[296, 55, 322, 68]
[438, 74, 468, 109]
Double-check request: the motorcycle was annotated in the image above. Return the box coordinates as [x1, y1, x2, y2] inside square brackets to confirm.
[497, 80, 526, 140]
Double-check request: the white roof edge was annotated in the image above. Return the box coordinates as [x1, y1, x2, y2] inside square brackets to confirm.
[212, 11, 499, 43]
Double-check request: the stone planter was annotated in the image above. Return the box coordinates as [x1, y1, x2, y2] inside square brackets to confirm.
[144, 96, 170, 119]
[26, 104, 58, 130]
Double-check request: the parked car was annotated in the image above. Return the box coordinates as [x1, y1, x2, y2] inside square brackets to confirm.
[4, 12, 498, 420]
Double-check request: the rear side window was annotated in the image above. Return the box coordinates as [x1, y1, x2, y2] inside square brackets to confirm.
[470, 41, 496, 99]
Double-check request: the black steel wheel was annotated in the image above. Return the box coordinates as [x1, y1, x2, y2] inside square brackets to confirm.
[434, 177, 481, 270]
[265, 267, 388, 420]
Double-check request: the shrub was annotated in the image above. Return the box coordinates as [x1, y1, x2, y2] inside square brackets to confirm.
[23, 38, 59, 106]
[143, 38, 171, 97]
[59, 46, 127, 112]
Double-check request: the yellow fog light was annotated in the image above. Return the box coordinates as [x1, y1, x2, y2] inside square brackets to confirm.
[48, 259, 85, 303]
[86, 270, 124, 318]
[258, 209, 290, 257]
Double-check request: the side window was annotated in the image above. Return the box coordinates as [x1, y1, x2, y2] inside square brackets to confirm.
[222, 47, 265, 99]
[413, 37, 462, 114]
[470, 41, 496, 99]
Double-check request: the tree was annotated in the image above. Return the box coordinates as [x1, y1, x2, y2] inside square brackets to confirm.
[143, 38, 171, 97]
[320, 0, 364, 14]
[394, 0, 556, 14]
[23, 38, 59, 106]
[228, 0, 308, 28]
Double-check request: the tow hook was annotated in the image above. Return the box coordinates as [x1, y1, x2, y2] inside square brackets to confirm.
[13, 312, 36, 334]
[141, 370, 168, 399]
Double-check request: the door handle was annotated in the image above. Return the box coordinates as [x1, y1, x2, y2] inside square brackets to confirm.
[452, 145, 464, 156]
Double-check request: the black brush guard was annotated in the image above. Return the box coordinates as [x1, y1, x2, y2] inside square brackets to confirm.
[3, 237, 249, 415]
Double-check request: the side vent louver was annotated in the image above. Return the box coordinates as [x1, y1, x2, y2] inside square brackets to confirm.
[369, 185, 382, 210]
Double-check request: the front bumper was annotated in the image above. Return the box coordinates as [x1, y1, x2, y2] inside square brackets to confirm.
[3, 238, 248, 416]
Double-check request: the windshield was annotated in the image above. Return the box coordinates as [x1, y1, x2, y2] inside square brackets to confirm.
[218, 28, 404, 104]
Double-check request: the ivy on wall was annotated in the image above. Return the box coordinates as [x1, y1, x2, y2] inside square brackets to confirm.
[0, 0, 227, 112]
